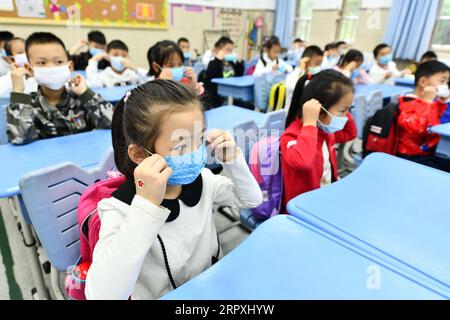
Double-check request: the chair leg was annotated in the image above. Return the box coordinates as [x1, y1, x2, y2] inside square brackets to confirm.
[10, 196, 50, 300]
[50, 266, 65, 300]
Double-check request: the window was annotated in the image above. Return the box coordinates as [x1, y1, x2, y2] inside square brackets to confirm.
[432, 0, 450, 48]
[294, 0, 314, 41]
[337, 0, 361, 43]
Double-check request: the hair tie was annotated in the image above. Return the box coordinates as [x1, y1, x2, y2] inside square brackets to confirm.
[124, 90, 132, 103]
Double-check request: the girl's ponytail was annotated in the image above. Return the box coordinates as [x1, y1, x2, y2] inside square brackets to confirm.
[285, 74, 310, 128]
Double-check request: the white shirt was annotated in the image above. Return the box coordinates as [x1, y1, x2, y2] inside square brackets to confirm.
[320, 141, 332, 187]
[253, 53, 293, 77]
[85, 151, 263, 300]
[285, 67, 306, 108]
[321, 55, 340, 70]
[0, 58, 11, 77]
[368, 61, 402, 85]
[86, 60, 148, 88]
[0, 72, 38, 97]
[202, 50, 215, 67]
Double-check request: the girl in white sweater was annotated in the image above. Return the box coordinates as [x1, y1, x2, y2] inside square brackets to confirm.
[254, 36, 293, 76]
[85, 80, 262, 300]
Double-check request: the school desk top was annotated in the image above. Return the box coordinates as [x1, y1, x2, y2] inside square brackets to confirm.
[205, 105, 265, 129]
[355, 83, 411, 100]
[287, 153, 450, 296]
[394, 77, 415, 88]
[431, 122, 450, 137]
[162, 215, 446, 300]
[0, 130, 112, 198]
[211, 75, 255, 87]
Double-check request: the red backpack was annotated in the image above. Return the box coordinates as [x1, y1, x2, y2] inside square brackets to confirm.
[64, 175, 126, 300]
[363, 102, 400, 158]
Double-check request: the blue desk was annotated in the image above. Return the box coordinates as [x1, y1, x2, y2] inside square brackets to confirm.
[431, 122, 450, 159]
[205, 105, 265, 129]
[394, 77, 415, 88]
[92, 84, 136, 103]
[287, 153, 450, 296]
[212, 76, 255, 102]
[0, 130, 112, 198]
[162, 215, 446, 300]
[355, 83, 411, 100]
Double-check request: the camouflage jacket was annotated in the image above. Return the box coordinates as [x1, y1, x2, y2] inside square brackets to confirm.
[7, 88, 114, 145]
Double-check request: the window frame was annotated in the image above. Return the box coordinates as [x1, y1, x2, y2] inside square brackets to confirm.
[294, 0, 314, 41]
[431, 11, 450, 50]
[336, 0, 361, 44]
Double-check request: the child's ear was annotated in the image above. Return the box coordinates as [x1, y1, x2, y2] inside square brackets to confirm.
[68, 60, 74, 72]
[128, 144, 147, 165]
[418, 76, 428, 89]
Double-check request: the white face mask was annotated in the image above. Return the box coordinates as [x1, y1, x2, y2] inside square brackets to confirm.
[33, 64, 71, 90]
[436, 84, 450, 98]
[13, 53, 28, 67]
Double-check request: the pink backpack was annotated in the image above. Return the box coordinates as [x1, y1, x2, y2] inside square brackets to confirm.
[65, 175, 126, 300]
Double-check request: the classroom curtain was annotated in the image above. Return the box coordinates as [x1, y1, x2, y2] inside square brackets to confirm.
[383, 0, 441, 61]
[274, 0, 296, 48]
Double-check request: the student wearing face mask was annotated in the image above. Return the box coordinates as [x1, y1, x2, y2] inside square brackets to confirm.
[254, 36, 293, 77]
[281, 70, 357, 211]
[369, 43, 411, 84]
[334, 49, 370, 84]
[0, 31, 14, 76]
[321, 43, 340, 70]
[147, 40, 203, 96]
[177, 37, 193, 66]
[69, 30, 110, 71]
[286, 45, 324, 108]
[6, 32, 114, 145]
[0, 37, 38, 96]
[202, 37, 245, 109]
[84, 80, 262, 300]
[86, 40, 147, 88]
[396, 61, 450, 172]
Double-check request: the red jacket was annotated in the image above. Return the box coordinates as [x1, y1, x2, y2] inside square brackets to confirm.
[281, 114, 357, 211]
[397, 96, 447, 156]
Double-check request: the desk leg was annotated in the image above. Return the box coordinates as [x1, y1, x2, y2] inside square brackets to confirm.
[9, 196, 50, 300]
[228, 96, 234, 106]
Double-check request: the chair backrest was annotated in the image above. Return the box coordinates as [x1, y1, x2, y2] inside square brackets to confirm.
[365, 90, 384, 120]
[254, 76, 270, 111]
[194, 62, 206, 76]
[260, 109, 286, 135]
[0, 104, 7, 145]
[351, 95, 367, 139]
[233, 120, 259, 163]
[18, 149, 115, 271]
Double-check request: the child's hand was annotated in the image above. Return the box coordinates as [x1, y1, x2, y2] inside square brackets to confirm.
[134, 154, 173, 206]
[183, 67, 198, 89]
[384, 72, 393, 79]
[299, 57, 311, 70]
[69, 74, 88, 96]
[272, 64, 280, 71]
[345, 61, 358, 71]
[10, 63, 30, 93]
[159, 68, 173, 80]
[424, 86, 437, 103]
[92, 51, 109, 62]
[206, 129, 238, 163]
[122, 58, 137, 72]
[302, 99, 322, 127]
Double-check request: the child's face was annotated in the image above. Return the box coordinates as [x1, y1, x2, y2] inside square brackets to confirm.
[328, 48, 339, 57]
[27, 42, 71, 69]
[222, 43, 234, 55]
[294, 42, 304, 49]
[377, 47, 392, 59]
[420, 71, 450, 90]
[310, 54, 324, 67]
[268, 45, 281, 60]
[179, 41, 190, 52]
[162, 53, 184, 69]
[9, 39, 25, 56]
[108, 48, 128, 59]
[153, 107, 205, 157]
[89, 41, 106, 50]
[319, 91, 354, 125]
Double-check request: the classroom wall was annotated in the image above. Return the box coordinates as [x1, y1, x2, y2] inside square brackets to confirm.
[2, 3, 274, 68]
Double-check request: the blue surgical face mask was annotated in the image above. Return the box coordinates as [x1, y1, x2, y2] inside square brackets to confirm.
[379, 53, 393, 66]
[170, 66, 185, 81]
[317, 107, 348, 134]
[110, 56, 126, 72]
[0, 49, 6, 58]
[224, 53, 237, 63]
[143, 143, 206, 186]
[351, 68, 361, 79]
[278, 64, 286, 73]
[308, 66, 321, 75]
[89, 47, 104, 57]
[183, 52, 191, 60]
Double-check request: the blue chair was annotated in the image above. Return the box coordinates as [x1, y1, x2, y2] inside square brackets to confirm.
[0, 104, 7, 145]
[193, 62, 206, 76]
[232, 120, 259, 164]
[365, 90, 384, 120]
[260, 109, 286, 135]
[18, 149, 115, 299]
[253, 76, 270, 111]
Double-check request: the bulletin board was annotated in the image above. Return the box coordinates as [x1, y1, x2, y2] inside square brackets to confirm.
[0, 0, 168, 29]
